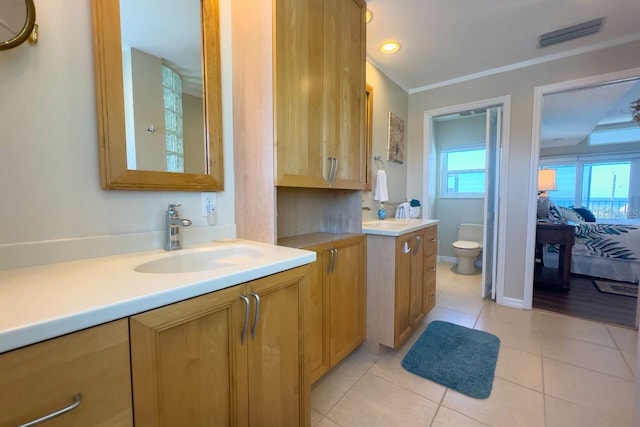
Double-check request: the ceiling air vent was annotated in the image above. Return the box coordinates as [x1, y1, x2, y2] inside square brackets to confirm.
[539, 17, 604, 48]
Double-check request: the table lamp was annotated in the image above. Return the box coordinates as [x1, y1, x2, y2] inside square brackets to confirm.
[537, 168, 557, 218]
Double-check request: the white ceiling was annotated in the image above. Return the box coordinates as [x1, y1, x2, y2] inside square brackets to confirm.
[365, 0, 640, 93]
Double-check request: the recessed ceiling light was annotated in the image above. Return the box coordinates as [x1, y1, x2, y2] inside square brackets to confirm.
[365, 9, 373, 24]
[379, 41, 401, 54]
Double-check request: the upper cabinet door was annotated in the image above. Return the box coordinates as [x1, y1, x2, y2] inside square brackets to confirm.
[275, 0, 365, 189]
[275, 0, 325, 187]
[323, 0, 366, 189]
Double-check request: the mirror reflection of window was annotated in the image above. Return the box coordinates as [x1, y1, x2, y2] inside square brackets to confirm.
[119, 0, 205, 174]
[162, 65, 184, 173]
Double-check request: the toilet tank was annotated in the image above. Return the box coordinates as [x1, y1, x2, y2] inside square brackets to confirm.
[457, 223, 483, 242]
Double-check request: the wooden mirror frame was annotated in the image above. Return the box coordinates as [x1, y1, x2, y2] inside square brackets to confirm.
[91, 0, 224, 191]
[364, 83, 374, 191]
[0, 0, 36, 51]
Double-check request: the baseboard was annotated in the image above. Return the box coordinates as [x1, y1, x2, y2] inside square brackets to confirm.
[498, 296, 525, 309]
[438, 255, 457, 264]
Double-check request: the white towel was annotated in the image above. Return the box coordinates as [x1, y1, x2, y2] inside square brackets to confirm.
[395, 202, 411, 219]
[374, 170, 389, 202]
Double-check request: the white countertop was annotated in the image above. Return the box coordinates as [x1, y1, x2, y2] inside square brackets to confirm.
[0, 240, 315, 353]
[361, 218, 438, 236]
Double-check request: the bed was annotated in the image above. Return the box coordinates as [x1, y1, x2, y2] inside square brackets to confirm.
[542, 204, 640, 284]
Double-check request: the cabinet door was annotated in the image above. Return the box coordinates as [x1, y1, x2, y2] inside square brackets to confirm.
[0, 319, 132, 427]
[130, 285, 249, 427]
[274, 0, 326, 187]
[306, 249, 330, 384]
[246, 266, 309, 427]
[394, 233, 414, 347]
[323, 0, 366, 189]
[328, 235, 366, 365]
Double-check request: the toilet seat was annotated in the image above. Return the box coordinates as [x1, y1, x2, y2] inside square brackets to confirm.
[453, 240, 482, 250]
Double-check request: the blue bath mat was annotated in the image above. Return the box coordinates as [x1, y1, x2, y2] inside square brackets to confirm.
[401, 320, 500, 399]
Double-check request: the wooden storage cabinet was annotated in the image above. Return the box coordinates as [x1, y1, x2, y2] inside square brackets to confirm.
[0, 319, 132, 427]
[281, 234, 365, 383]
[130, 266, 310, 427]
[275, 0, 366, 189]
[366, 225, 438, 350]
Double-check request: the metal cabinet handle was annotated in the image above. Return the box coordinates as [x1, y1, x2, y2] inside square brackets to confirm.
[413, 236, 421, 255]
[249, 292, 260, 340]
[326, 157, 335, 184]
[328, 248, 338, 272]
[429, 266, 436, 272]
[332, 248, 338, 272]
[326, 157, 338, 185]
[239, 295, 250, 344]
[430, 238, 437, 243]
[331, 158, 338, 184]
[18, 393, 82, 427]
[404, 241, 410, 253]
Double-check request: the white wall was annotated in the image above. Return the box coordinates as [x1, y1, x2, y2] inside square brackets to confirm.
[363, 62, 410, 216]
[0, 0, 236, 270]
[406, 39, 640, 302]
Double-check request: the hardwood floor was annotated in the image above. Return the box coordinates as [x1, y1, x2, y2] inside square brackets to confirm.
[533, 274, 638, 328]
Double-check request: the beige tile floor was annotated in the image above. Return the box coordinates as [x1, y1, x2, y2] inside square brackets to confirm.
[310, 263, 639, 427]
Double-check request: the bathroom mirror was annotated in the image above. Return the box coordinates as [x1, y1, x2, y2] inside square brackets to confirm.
[0, 0, 36, 51]
[91, 0, 224, 190]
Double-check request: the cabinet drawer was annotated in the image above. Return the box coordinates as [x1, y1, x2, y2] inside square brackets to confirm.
[424, 226, 437, 256]
[425, 253, 437, 312]
[0, 319, 132, 427]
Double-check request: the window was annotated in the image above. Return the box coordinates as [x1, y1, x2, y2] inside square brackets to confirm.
[581, 162, 630, 219]
[162, 65, 184, 173]
[545, 164, 576, 208]
[540, 155, 636, 220]
[589, 126, 640, 145]
[440, 146, 486, 198]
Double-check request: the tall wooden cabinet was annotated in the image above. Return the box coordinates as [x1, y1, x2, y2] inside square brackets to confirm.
[280, 234, 365, 383]
[129, 266, 310, 427]
[274, 0, 366, 189]
[366, 224, 438, 350]
[232, 0, 367, 242]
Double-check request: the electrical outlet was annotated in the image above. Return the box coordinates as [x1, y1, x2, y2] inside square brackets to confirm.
[201, 192, 216, 216]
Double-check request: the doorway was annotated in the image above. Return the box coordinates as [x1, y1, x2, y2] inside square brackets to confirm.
[423, 96, 511, 303]
[526, 67, 640, 328]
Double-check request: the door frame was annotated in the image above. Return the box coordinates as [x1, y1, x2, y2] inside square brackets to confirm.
[525, 66, 640, 325]
[422, 95, 511, 304]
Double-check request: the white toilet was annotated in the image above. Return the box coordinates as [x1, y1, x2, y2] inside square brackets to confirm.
[452, 223, 483, 275]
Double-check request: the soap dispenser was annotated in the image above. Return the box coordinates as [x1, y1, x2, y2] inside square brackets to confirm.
[377, 203, 386, 220]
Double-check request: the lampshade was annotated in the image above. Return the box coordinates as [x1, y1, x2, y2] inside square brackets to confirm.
[537, 169, 557, 193]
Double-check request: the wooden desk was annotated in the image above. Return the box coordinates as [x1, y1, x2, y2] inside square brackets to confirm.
[535, 222, 575, 291]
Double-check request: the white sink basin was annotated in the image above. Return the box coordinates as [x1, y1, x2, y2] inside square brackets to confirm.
[134, 245, 266, 274]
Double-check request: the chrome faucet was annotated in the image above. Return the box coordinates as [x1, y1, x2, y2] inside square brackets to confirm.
[165, 204, 192, 251]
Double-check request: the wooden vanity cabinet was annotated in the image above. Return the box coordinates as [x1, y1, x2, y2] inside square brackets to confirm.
[280, 234, 365, 383]
[275, 0, 366, 189]
[366, 225, 438, 350]
[129, 266, 310, 427]
[0, 319, 132, 427]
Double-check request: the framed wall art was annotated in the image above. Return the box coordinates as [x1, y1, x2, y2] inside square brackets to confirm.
[387, 112, 405, 164]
